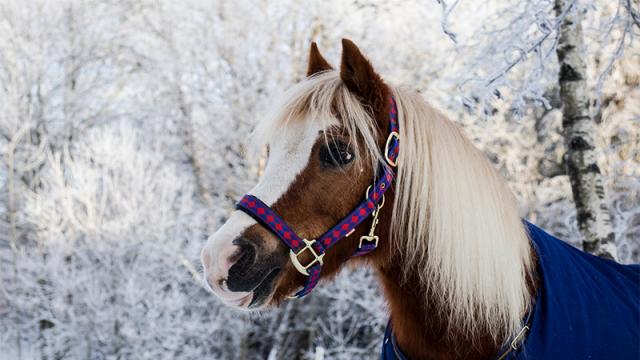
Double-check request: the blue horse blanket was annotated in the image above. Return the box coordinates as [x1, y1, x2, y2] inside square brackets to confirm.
[382, 222, 640, 359]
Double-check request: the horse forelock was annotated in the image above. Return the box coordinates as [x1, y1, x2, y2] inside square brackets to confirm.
[251, 71, 383, 172]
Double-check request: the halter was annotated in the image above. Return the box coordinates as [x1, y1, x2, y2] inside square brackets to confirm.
[236, 97, 399, 298]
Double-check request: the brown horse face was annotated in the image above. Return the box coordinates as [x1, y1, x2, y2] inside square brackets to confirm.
[200, 40, 388, 309]
[201, 120, 373, 309]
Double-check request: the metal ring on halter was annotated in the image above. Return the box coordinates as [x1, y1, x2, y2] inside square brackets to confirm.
[365, 185, 385, 209]
[365, 185, 372, 199]
[384, 131, 399, 167]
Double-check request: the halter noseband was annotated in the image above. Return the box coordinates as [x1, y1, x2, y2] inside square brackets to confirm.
[236, 97, 399, 298]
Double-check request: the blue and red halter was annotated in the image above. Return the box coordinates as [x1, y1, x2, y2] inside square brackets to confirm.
[236, 97, 399, 298]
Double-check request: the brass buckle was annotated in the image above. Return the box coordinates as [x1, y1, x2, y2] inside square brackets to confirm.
[384, 131, 399, 167]
[289, 239, 324, 276]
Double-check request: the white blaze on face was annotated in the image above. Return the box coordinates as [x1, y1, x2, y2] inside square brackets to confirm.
[200, 117, 334, 308]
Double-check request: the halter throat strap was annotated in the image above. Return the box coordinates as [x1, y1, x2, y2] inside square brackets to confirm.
[236, 97, 399, 298]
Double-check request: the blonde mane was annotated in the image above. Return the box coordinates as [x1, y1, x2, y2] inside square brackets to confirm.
[254, 71, 533, 341]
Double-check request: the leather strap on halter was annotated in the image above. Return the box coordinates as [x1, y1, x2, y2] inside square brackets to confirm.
[236, 96, 399, 298]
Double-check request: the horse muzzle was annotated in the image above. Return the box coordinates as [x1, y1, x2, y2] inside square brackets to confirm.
[201, 222, 286, 310]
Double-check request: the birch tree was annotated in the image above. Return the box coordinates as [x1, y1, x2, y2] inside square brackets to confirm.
[554, 0, 617, 260]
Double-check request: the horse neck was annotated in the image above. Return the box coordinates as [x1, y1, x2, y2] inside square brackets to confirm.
[365, 92, 537, 358]
[372, 208, 503, 359]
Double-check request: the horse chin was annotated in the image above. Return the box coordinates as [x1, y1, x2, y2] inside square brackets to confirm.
[224, 292, 274, 312]
[246, 267, 281, 309]
[204, 278, 276, 311]
[218, 268, 281, 311]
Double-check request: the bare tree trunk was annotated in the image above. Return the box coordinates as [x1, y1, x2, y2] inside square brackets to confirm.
[554, 0, 617, 260]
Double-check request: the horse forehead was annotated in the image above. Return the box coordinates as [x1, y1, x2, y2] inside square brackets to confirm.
[249, 117, 334, 205]
[272, 117, 330, 152]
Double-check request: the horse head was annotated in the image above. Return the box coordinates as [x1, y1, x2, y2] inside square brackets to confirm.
[200, 39, 396, 309]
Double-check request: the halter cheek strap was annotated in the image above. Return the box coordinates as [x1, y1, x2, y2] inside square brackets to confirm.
[236, 97, 399, 298]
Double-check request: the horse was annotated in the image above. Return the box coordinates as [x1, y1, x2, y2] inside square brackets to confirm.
[200, 39, 640, 359]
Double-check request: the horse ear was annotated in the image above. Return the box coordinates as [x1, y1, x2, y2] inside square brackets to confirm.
[307, 42, 333, 77]
[340, 38, 387, 112]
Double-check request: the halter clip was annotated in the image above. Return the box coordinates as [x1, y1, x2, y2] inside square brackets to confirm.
[359, 186, 385, 250]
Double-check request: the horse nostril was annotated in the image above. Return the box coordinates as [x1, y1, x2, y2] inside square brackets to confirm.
[227, 237, 266, 293]
[231, 237, 256, 269]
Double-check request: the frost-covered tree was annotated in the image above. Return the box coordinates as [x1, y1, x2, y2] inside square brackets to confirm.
[437, 0, 638, 261]
[1, 0, 638, 359]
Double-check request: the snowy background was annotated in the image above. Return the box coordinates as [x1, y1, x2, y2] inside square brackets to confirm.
[0, 0, 638, 359]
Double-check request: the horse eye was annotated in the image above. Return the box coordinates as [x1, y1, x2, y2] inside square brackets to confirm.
[320, 140, 354, 168]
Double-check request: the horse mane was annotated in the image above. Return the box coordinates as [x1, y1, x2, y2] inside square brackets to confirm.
[253, 71, 533, 342]
[391, 87, 533, 341]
